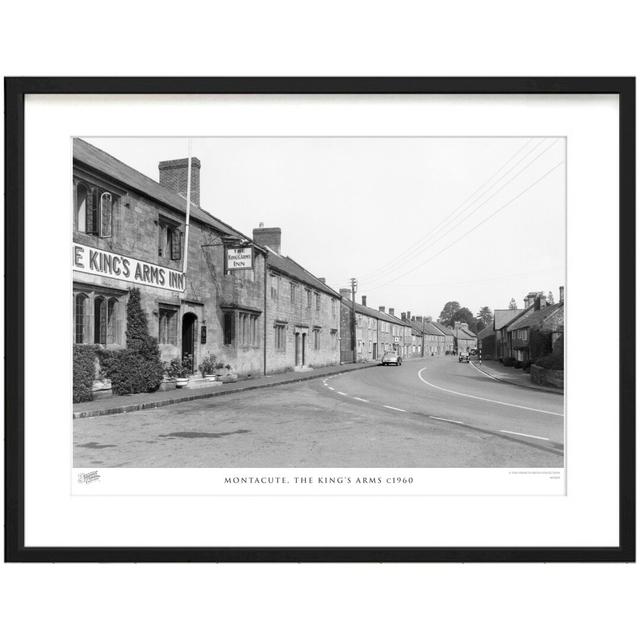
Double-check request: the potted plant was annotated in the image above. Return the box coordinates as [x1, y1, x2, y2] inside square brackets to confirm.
[221, 363, 238, 383]
[165, 355, 193, 388]
[198, 354, 218, 380]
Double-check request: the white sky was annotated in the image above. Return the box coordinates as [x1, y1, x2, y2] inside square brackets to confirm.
[83, 136, 566, 320]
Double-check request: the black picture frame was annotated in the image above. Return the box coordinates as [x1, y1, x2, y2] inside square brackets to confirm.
[4, 77, 635, 563]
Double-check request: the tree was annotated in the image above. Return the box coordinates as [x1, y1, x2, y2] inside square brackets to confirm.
[477, 306, 493, 326]
[451, 307, 477, 332]
[508, 297, 517, 310]
[547, 291, 555, 304]
[438, 301, 460, 327]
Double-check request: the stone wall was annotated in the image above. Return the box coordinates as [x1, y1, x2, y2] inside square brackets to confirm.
[531, 364, 564, 389]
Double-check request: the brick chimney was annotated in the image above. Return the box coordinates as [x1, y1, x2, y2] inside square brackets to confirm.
[159, 157, 201, 206]
[340, 288, 352, 301]
[252, 224, 282, 255]
[401, 312, 407, 321]
[318, 277, 326, 284]
[416, 315, 423, 323]
[389, 308, 395, 316]
[378, 306, 385, 313]
[559, 286, 565, 303]
[361, 295, 367, 307]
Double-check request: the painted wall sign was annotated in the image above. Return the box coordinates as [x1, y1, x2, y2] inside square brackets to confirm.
[226, 246, 253, 270]
[72, 243, 186, 292]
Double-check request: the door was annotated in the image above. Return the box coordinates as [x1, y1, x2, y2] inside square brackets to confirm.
[181, 312, 197, 372]
[301, 333, 306, 366]
[373, 343, 377, 360]
[295, 332, 300, 366]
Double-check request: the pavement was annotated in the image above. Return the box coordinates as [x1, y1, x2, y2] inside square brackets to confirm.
[74, 356, 565, 468]
[472, 359, 564, 395]
[73, 360, 379, 419]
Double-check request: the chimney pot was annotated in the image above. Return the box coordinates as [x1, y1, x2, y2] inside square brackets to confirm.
[378, 306, 385, 313]
[252, 226, 282, 255]
[361, 295, 367, 307]
[389, 308, 395, 316]
[159, 157, 201, 207]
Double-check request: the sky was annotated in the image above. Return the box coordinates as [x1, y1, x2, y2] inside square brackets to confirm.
[83, 136, 566, 320]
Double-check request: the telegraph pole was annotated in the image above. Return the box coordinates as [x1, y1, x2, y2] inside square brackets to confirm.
[350, 277, 357, 363]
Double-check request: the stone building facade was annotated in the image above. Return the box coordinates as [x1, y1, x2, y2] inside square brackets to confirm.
[339, 296, 416, 363]
[74, 139, 331, 384]
[255, 226, 341, 373]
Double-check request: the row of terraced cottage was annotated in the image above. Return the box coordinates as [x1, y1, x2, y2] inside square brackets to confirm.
[72, 140, 453, 400]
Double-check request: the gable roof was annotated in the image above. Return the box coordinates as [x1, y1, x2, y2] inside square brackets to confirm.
[456, 326, 477, 339]
[494, 309, 522, 330]
[432, 321, 455, 336]
[421, 321, 446, 336]
[340, 299, 411, 326]
[477, 325, 495, 340]
[266, 249, 340, 298]
[507, 302, 563, 331]
[73, 138, 251, 242]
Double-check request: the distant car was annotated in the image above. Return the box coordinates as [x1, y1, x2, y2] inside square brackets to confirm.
[458, 352, 470, 363]
[381, 352, 402, 366]
[469, 348, 478, 356]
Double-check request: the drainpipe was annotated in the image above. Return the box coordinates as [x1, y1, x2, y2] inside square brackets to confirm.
[263, 252, 267, 376]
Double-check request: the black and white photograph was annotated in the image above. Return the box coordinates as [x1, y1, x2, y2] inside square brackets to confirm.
[72, 135, 566, 472]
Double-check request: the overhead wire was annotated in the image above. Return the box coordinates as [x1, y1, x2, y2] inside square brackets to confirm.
[360, 139, 560, 288]
[364, 159, 565, 293]
[358, 137, 542, 281]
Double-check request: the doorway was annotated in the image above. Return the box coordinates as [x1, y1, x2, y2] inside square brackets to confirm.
[181, 312, 198, 373]
[295, 331, 306, 367]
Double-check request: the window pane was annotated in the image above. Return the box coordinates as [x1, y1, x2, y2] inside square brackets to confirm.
[75, 294, 86, 343]
[100, 192, 112, 238]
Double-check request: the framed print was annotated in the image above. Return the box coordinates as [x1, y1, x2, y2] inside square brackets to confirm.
[4, 77, 635, 562]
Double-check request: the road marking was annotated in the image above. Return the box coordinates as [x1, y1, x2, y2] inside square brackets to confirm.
[500, 429, 550, 441]
[429, 416, 464, 425]
[337, 391, 347, 396]
[328, 386, 335, 391]
[469, 360, 503, 381]
[353, 397, 369, 403]
[383, 405, 407, 412]
[417, 368, 563, 417]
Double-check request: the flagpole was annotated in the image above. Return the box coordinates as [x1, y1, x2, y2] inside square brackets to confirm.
[182, 138, 192, 282]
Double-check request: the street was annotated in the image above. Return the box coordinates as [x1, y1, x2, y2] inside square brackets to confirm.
[74, 356, 564, 468]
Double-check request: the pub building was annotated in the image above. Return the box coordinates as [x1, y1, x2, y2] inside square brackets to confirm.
[72, 139, 341, 386]
[73, 138, 268, 378]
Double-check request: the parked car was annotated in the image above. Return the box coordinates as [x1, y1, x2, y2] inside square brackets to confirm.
[381, 352, 402, 366]
[469, 348, 478, 356]
[458, 352, 470, 363]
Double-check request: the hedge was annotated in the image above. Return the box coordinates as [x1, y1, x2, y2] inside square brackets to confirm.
[73, 345, 97, 403]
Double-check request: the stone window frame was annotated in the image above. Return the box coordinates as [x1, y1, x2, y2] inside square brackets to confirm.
[274, 322, 287, 352]
[74, 179, 117, 238]
[158, 303, 179, 346]
[157, 215, 182, 261]
[73, 288, 122, 346]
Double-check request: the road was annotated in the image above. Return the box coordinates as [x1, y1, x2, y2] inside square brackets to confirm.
[74, 356, 564, 468]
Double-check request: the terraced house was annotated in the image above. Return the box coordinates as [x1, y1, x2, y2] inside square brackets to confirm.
[73, 139, 340, 392]
[255, 226, 341, 373]
[339, 296, 414, 363]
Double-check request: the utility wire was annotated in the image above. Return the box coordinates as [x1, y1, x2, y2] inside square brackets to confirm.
[361, 139, 560, 287]
[364, 159, 565, 292]
[358, 138, 538, 280]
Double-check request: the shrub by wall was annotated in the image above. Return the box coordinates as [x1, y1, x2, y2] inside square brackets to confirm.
[73, 345, 97, 403]
[502, 356, 515, 367]
[99, 288, 164, 396]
